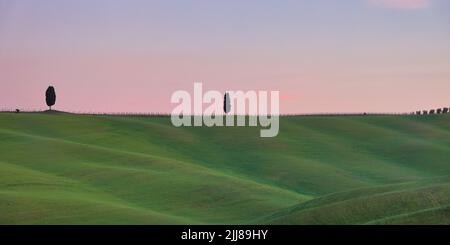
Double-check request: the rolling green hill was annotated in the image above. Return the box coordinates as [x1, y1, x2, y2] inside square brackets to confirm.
[1, 112, 450, 224]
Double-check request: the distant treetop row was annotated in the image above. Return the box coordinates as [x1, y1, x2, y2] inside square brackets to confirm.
[415, 108, 449, 115]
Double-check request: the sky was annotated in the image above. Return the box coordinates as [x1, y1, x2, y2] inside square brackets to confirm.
[0, 0, 449, 114]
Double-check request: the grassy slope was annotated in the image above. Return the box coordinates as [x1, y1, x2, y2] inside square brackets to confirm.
[0, 112, 449, 224]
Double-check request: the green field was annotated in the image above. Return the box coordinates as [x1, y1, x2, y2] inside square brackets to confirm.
[1, 112, 450, 224]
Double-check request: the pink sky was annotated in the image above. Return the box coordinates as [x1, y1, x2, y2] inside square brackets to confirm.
[369, 0, 430, 9]
[0, 0, 449, 114]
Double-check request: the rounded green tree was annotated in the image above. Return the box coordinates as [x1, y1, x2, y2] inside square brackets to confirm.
[46, 86, 56, 110]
